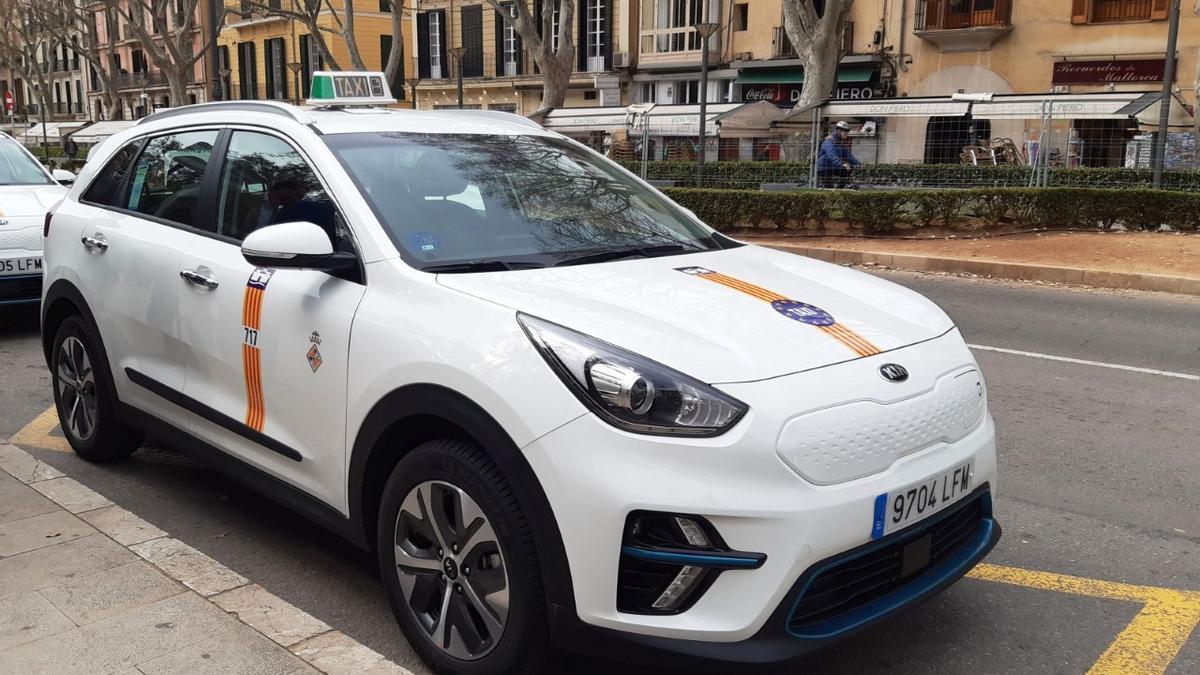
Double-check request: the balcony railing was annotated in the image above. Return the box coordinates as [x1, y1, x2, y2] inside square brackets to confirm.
[916, 0, 1011, 31]
[113, 70, 170, 90]
[914, 0, 1012, 51]
[52, 102, 84, 115]
[638, 26, 720, 66]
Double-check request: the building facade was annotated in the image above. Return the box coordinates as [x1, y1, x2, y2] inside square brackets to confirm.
[85, 0, 212, 120]
[217, 0, 412, 105]
[0, 19, 90, 124]
[408, 0, 630, 113]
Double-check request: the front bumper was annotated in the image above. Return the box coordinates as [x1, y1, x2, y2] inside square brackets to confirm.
[519, 329, 1000, 661]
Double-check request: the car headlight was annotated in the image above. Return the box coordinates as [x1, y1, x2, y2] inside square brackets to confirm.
[518, 314, 748, 437]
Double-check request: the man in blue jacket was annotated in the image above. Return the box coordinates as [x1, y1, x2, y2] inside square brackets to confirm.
[817, 121, 860, 188]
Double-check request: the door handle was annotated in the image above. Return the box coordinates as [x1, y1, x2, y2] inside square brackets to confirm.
[180, 268, 220, 290]
[81, 233, 108, 252]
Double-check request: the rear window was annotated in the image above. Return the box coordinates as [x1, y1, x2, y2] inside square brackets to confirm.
[82, 141, 143, 206]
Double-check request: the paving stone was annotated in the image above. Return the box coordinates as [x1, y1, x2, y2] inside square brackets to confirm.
[0, 510, 94, 557]
[79, 505, 166, 546]
[0, 591, 235, 674]
[211, 583, 330, 648]
[30, 477, 113, 515]
[291, 630, 416, 675]
[40, 560, 182, 626]
[0, 484, 58, 525]
[130, 537, 248, 597]
[135, 627, 318, 675]
[0, 590, 75, 651]
[0, 444, 64, 484]
[0, 534, 136, 599]
[0, 471, 24, 496]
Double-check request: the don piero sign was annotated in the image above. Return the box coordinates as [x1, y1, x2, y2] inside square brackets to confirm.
[1051, 59, 1170, 85]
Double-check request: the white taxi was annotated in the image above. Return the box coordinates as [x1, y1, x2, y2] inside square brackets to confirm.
[41, 73, 999, 672]
[0, 132, 74, 306]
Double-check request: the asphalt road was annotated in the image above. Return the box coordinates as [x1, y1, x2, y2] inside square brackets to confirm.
[3, 271, 1199, 674]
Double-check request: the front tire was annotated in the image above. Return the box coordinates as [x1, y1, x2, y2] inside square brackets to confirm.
[50, 315, 142, 461]
[377, 439, 551, 674]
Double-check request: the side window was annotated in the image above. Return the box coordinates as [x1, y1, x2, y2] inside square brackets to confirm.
[81, 141, 142, 207]
[125, 130, 218, 227]
[215, 131, 340, 244]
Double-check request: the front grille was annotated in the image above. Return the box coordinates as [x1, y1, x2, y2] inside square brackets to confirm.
[788, 494, 986, 632]
[0, 275, 42, 303]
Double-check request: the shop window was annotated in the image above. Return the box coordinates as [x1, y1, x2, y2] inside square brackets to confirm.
[734, 4, 749, 31]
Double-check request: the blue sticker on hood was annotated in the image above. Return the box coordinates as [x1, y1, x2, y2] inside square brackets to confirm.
[770, 299, 836, 326]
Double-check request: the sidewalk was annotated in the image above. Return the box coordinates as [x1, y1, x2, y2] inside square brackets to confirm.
[0, 443, 417, 675]
[750, 231, 1200, 295]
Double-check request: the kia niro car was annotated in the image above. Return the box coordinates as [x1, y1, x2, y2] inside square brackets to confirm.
[41, 73, 999, 673]
[0, 131, 74, 306]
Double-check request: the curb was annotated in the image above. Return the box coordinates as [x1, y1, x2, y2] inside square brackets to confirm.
[0, 442, 419, 675]
[763, 242, 1200, 296]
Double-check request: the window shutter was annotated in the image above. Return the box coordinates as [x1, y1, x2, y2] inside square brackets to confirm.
[417, 12, 431, 79]
[495, 8, 505, 76]
[299, 35, 310, 97]
[577, 0, 587, 73]
[1071, 0, 1088, 24]
[462, 5, 483, 78]
[603, 0, 612, 71]
[1151, 0, 1169, 20]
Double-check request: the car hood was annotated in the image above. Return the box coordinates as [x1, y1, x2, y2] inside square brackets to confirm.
[0, 184, 65, 219]
[436, 245, 955, 384]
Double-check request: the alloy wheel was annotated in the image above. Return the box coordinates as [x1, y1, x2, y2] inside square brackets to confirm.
[56, 336, 98, 442]
[393, 480, 510, 660]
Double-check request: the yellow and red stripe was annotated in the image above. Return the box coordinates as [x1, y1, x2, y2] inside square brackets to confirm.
[241, 269, 274, 432]
[682, 268, 882, 358]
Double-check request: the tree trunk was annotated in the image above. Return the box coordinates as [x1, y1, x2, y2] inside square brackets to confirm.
[384, 0, 404, 88]
[485, 0, 574, 115]
[781, 0, 854, 111]
[166, 66, 191, 107]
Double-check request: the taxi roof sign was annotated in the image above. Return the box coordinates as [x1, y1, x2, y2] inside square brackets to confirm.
[307, 71, 396, 106]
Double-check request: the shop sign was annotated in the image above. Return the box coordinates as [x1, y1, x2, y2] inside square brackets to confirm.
[1052, 59, 1169, 85]
[743, 84, 877, 106]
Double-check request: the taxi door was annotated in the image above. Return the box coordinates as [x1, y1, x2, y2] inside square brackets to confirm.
[177, 129, 365, 509]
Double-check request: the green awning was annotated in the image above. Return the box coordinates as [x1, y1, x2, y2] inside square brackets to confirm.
[736, 65, 876, 85]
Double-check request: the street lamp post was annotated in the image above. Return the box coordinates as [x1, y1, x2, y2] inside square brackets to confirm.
[1151, 0, 1182, 189]
[448, 47, 467, 109]
[406, 78, 422, 109]
[286, 62, 303, 104]
[692, 22, 721, 185]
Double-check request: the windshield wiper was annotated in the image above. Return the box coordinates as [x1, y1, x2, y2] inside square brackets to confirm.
[554, 244, 702, 267]
[420, 260, 546, 273]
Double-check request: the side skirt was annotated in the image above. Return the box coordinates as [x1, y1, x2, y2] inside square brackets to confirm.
[116, 402, 370, 551]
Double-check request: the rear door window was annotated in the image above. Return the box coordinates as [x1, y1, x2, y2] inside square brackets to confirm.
[81, 141, 143, 207]
[125, 130, 219, 227]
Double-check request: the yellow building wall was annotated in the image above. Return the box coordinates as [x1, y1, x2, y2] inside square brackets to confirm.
[218, 1, 414, 102]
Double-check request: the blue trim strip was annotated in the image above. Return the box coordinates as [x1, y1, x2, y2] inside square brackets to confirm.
[0, 297, 40, 306]
[621, 546, 762, 569]
[787, 492, 997, 640]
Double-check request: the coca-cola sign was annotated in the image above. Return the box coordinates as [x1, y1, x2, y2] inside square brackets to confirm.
[742, 84, 877, 106]
[1052, 59, 1170, 85]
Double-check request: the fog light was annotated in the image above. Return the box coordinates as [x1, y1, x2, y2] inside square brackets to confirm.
[651, 565, 707, 611]
[587, 360, 655, 415]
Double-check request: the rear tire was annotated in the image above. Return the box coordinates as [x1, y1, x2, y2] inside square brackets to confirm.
[50, 315, 142, 462]
[377, 439, 551, 674]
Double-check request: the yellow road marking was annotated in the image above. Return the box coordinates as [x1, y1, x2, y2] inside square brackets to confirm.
[9, 405, 70, 453]
[969, 563, 1200, 675]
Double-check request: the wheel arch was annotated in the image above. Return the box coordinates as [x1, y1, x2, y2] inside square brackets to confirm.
[349, 383, 577, 616]
[41, 279, 101, 369]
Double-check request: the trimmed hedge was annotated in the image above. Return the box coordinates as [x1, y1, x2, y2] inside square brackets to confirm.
[626, 161, 1200, 191]
[663, 187, 1200, 233]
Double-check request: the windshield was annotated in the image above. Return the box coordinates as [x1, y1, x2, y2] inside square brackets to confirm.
[324, 132, 724, 270]
[0, 137, 53, 186]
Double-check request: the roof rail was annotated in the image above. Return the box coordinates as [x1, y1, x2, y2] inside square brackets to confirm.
[138, 101, 309, 125]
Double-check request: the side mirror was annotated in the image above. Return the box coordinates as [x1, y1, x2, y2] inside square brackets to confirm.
[241, 221, 356, 272]
[52, 169, 76, 185]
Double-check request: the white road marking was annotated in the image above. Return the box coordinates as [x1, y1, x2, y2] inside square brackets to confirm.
[968, 344, 1200, 382]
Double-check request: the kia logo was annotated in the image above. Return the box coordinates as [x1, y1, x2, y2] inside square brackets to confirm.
[879, 364, 909, 382]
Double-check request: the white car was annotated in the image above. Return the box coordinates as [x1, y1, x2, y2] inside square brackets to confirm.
[41, 73, 999, 672]
[0, 132, 74, 306]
